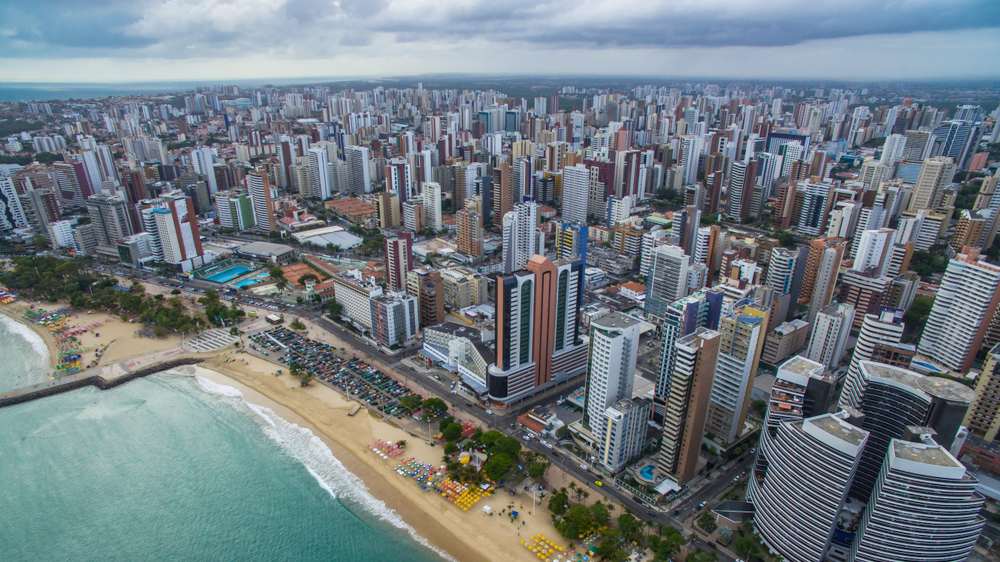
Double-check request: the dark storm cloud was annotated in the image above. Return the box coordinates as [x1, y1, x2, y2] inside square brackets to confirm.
[1, 0, 998, 57]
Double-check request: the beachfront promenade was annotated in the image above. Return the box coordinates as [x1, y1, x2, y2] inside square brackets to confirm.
[0, 347, 207, 408]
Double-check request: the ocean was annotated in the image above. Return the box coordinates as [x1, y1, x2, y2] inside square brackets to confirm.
[0, 317, 447, 562]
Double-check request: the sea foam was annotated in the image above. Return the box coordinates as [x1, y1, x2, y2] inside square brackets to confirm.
[0, 313, 51, 370]
[189, 372, 456, 562]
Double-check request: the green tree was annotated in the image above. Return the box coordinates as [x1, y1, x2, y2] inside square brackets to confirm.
[649, 526, 686, 562]
[484, 452, 514, 481]
[904, 294, 935, 341]
[775, 230, 796, 248]
[442, 422, 463, 442]
[326, 298, 343, 318]
[548, 490, 569, 516]
[290, 318, 306, 331]
[686, 551, 718, 562]
[617, 513, 644, 545]
[590, 502, 611, 527]
[493, 435, 522, 457]
[594, 527, 627, 562]
[555, 504, 596, 540]
[421, 397, 448, 418]
[733, 533, 761, 561]
[398, 394, 422, 413]
[910, 249, 949, 278]
[528, 458, 550, 480]
[696, 511, 717, 533]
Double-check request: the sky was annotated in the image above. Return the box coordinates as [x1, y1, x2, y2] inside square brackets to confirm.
[2, 0, 1000, 83]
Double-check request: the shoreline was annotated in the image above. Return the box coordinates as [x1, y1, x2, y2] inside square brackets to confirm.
[0, 302, 59, 371]
[3, 298, 571, 562]
[194, 350, 560, 562]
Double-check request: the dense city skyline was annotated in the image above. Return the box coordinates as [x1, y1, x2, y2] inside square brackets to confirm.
[4, 4, 1000, 560]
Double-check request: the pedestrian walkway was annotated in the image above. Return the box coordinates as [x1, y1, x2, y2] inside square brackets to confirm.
[184, 328, 239, 352]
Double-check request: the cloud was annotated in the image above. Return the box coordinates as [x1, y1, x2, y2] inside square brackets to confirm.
[1, 0, 999, 80]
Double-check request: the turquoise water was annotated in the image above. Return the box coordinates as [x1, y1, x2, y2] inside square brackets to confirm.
[204, 264, 253, 283]
[0, 313, 51, 392]
[0, 327, 447, 562]
[232, 271, 270, 288]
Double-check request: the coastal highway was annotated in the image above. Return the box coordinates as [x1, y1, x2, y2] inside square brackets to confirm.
[94, 263, 738, 558]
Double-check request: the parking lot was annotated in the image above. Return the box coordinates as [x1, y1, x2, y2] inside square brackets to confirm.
[248, 326, 418, 417]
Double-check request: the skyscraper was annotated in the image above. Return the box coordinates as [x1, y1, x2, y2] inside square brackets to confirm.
[455, 201, 483, 258]
[345, 145, 372, 194]
[908, 156, 955, 212]
[147, 190, 203, 270]
[851, 434, 985, 562]
[561, 164, 589, 224]
[644, 245, 690, 320]
[963, 343, 1000, 440]
[245, 168, 276, 232]
[841, 308, 906, 408]
[384, 233, 413, 292]
[422, 181, 442, 232]
[801, 237, 846, 324]
[805, 303, 855, 369]
[191, 146, 218, 195]
[706, 305, 767, 445]
[752, 411, 868, 562]
[385, 157, 413, 203]
[749, 360, 981, 562]
[489, 256, 586, 404]
[918, 250, 1000, 372]
[501, 202, 542, 274]
[656, 327, 720, 484]
[583, 312, 642, 429]
[86, 190, 133, 247]
[305, 146, 332, 199]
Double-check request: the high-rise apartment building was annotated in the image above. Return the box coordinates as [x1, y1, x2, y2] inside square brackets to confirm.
[501, 202, 542, 274]
[305, 147, 332, 199]
[345, 145, 372, 194]
[706, 305, 767, 445]
[841, 308, 906, 408]
[583, 312, 642, 429]
[908, 156, 955, 212]
[245, 168, 277, 232]
[749, 360, 981, 562]
[656, 327, 720, 484]
[964, 343, 1000, 440]
[214, 191, 255, 231]
[489, 256, 586, 404]
[805, 303, 855, 369]
[918, 250, 1000, 372]
[644, 245, 690, 320]
[455, 201, 483, 258]
[597, 398, 652, 473]
[561, 164, 589, 225]
[384, 233, 414, 292]
[86, 190, 133, 248]
[422, 181, 442, 232]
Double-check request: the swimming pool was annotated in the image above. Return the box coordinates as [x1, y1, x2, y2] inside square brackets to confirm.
[231, 271, 270, 289]
[204, 264, 253, 284]
[638, 464, 656, 482]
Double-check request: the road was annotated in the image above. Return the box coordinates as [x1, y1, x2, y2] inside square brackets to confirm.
[92, 257, 742, 559]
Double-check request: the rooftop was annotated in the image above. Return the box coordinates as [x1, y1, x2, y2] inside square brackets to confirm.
[892, 440, 961, 468]
[860, 361, 975, 404]
[238, 241, 296, 257]
[592, 311, 642, 330]
[808, 414, 868, 447]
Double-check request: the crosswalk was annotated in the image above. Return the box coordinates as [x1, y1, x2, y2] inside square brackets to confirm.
[184, 328, 239, 352]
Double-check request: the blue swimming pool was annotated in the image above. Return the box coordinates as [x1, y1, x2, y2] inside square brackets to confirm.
[231, 271, 270, 289]
[639, 464, 655, 481]
[204, 264, 253, 284]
